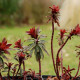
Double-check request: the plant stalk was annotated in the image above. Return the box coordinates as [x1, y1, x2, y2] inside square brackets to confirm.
[8, 69, 10, 80]
[23, 61, 25, 72]
[51, 20, 56, 74]
[39, 58, 41, 76]
[56, 36, 70, 79]
[16, 64, 21, 76]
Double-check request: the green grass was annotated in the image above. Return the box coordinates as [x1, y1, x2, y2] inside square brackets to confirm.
[0, 24, 80, 76]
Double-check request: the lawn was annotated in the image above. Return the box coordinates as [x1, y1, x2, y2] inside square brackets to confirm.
[0, 24, 80, 76]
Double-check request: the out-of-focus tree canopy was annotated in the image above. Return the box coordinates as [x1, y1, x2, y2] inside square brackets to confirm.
[0, 0, 63, 26]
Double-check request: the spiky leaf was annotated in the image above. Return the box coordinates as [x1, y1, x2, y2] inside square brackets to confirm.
[28, 43, 36, 50]
[0, 57, 4, 70]
[38, 43, 49, 55]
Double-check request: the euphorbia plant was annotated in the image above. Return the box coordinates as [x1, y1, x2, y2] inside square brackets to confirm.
[14, 39, 30, 76]
[0, 38, 12, 80]
[26, 27, 48, 77]
[49, 5, 80, 80]
[48, 5, 60, 78]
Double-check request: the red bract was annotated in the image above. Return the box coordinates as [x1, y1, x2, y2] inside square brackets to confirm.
[26, 27, 38, 39]
[49, 5, 59, 13]
[5, 62, 13, 70]
[14, 39, 23, 49]
[60, 29, 66, 39]
[17, 52, 25, 64]
[70, 24, 80, 36]
[0, 38, 12, 54]
[49, 5, 60, 26]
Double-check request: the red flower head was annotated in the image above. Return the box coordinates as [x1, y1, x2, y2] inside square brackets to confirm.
[0, 38, 12, 55]
[49, 5, 59, 13]
[14, 39, 23, 49]
[5, 62, 13, 70]
[70, 24, 80, 36]
[49, 5, 60, 26]
[60, 29, 66, 39]
[26, 27, 38, 39]
[17, 52, 25, 64]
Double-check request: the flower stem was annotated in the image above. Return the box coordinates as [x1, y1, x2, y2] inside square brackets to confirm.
[39, 58, 41, 76]
[8, 69, 10, 80]
[51, 20, 56, 74]
[56, 36, 70, 79]
[23, 61, 25, 72]
[16, 64, 21, 76]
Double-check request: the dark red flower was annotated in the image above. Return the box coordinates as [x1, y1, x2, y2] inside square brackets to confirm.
[0, 38, 12, 54]
[60, 29, 66, 39]
[14, 39, 23, 49]
[49, 5, 60, 26]
[17, 52, 25, 64]
[70, 24, 80, 36]
[5, 62, 13, 70]
[49, 5, 59, 13]
[26, 27, 38, 39]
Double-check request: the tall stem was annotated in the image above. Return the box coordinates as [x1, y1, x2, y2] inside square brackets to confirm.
[16, 64, 21, 76]
[23, 61, 25, 72]
[8, 69, 10, 80]
[51, 20, 56, 74]
[56, 36, 70, 79]
[61, 50, 63, 77]
[39, 58, 41, 76]
[12, 71, 15, 80]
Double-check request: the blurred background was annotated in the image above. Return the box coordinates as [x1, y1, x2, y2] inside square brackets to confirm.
[0, 0, 80, 29]
[0, 0, 64, 27]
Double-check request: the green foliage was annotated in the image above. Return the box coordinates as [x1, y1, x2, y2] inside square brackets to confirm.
[0, 0, 19, 25]
[0, 57, 4, 70]
[31, 0, 49, 24]
[0, 0, 19, 15]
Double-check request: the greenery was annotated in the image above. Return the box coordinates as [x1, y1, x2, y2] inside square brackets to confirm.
[0, 0, 19, 25]
[0, 24, 80, 76]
